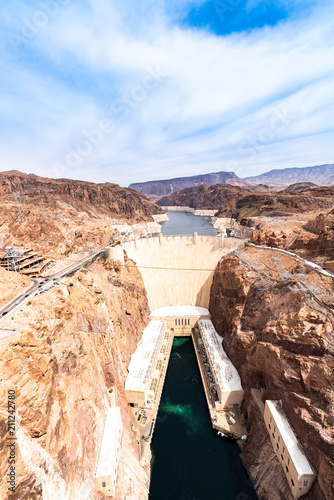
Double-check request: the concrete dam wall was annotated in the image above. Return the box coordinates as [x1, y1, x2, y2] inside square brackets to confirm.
[123, 235, 244, 311]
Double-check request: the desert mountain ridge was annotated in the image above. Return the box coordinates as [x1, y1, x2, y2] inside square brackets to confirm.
[128, 170, 247, 196]
[129, 163, 334, 197]
[244, 163, 334, 187]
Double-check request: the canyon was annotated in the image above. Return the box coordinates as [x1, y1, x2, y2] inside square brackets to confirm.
[0, 171, 333, 500]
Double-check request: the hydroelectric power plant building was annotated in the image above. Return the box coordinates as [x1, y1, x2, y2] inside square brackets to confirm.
[124, 306, 244, 436]
[124, 320, 169, 406]
[264, 400, 316, 499]
[197, 319, 243, 409]
[94, 407, 123, 497]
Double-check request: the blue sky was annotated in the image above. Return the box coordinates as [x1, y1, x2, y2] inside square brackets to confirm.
[0, 0, 333, 186]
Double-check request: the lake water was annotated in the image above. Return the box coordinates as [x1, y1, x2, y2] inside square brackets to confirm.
[149, 338, 257, 500]
[161, 211, 217, 236]
[150, 212, 257, 500]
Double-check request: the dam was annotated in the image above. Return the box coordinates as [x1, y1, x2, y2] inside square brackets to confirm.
[117, 212, 255, 499]
[122, 233, 243, 310]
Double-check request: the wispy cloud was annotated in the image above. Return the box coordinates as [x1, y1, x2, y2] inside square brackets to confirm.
[0, 0, 333, 185]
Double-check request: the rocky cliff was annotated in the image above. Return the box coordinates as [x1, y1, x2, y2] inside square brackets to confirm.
[209, 246, 334, 500]
[216, 186, 334, 220]
[0, 255, 151, 499]
[0, 170, 164, 256]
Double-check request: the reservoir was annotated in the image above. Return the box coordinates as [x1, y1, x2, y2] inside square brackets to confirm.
[161, 211, 217, 236]
[149, 212, 257, 500]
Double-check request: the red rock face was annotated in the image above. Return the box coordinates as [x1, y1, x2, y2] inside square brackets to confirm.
[0, 170, 164, 219]
[0, 256, 152, 499]
[209, 248, 334, 500]
[0, 170, 164, 256]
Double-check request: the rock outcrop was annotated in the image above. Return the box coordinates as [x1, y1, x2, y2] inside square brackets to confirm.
[303, 209, 334, 260]
[0, 255, 151, 499]
[249, 208, 334, 265]
[209, 246, 334, 500]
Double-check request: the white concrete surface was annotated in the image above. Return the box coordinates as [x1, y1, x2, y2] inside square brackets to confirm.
[124, 235, 244, 310]
[94, 407, 123, 497]
[265, 401, 315, 476]
[198, 319, 244, 408]
[150, 306, 210, 318]
[124, 320, 166, 405]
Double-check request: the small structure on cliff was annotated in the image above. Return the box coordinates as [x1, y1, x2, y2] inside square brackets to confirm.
[94, 407, 123, 497]
[264, 400, 316, 499]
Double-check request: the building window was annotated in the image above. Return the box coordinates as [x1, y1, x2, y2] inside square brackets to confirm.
[288, 458, 290, 466]
[269, 424, 271, 429]
[274, 425, 276, 432]
[270, 416, 272, 423]
[175, 319, 177, 326]
[102, 482, 106, 488]
[286, 466, 289, 473]
[291, 479, 294, 487]
[281, 454, 283, 461]
[278, 436, 280, 443]
[272, 433, 275, 439]
[276, 443, 279, 450]
[182, 318, 184, 325]
[304, 481, 308, 487]
[283, 446, 285, 453]
[188, 318, 190, 325]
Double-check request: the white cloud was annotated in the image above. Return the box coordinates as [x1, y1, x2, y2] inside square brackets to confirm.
[0, 0, 333, 185]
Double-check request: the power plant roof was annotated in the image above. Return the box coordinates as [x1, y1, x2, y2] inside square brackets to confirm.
[198, 319, 243, 393]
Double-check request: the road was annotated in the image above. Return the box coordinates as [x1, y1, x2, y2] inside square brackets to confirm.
[0, 247, 104, 322]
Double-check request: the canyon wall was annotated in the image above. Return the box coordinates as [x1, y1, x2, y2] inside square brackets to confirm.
[0, 256, 151, 499]
[209, 246, 334, 500]
[0, 171, 163, 256]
